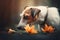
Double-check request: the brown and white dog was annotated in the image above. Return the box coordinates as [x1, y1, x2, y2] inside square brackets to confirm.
[17, 6, 60, 32]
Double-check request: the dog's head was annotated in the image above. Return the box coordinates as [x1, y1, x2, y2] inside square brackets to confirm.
[17, 6, 41, 28]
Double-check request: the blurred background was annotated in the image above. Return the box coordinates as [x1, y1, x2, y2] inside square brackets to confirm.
[0, 0, 60, 30]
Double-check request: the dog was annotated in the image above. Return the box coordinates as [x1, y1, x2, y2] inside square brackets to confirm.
[17, 6, 60, 32]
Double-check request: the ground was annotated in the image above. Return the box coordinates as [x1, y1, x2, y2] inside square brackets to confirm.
[0, 30, 60, 40]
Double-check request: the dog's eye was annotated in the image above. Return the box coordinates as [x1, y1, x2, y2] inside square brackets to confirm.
[23, 15, 28, 20]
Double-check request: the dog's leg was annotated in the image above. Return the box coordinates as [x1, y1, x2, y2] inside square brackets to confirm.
[38, 24, 41, 32]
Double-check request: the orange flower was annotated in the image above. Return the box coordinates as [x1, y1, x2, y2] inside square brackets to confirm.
[24, 24, 31, 33]
[48, 26, 55, 33]
[42, 24, 55, 33]
[24, 24, 38, 34]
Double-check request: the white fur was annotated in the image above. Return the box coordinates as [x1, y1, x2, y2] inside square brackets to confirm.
[47, 7, 60, 27]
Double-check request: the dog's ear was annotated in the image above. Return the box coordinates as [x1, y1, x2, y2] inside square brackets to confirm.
[34, 9, 41, 17]
[24, 6, 29, 9]
[31, 8, 41, 18]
